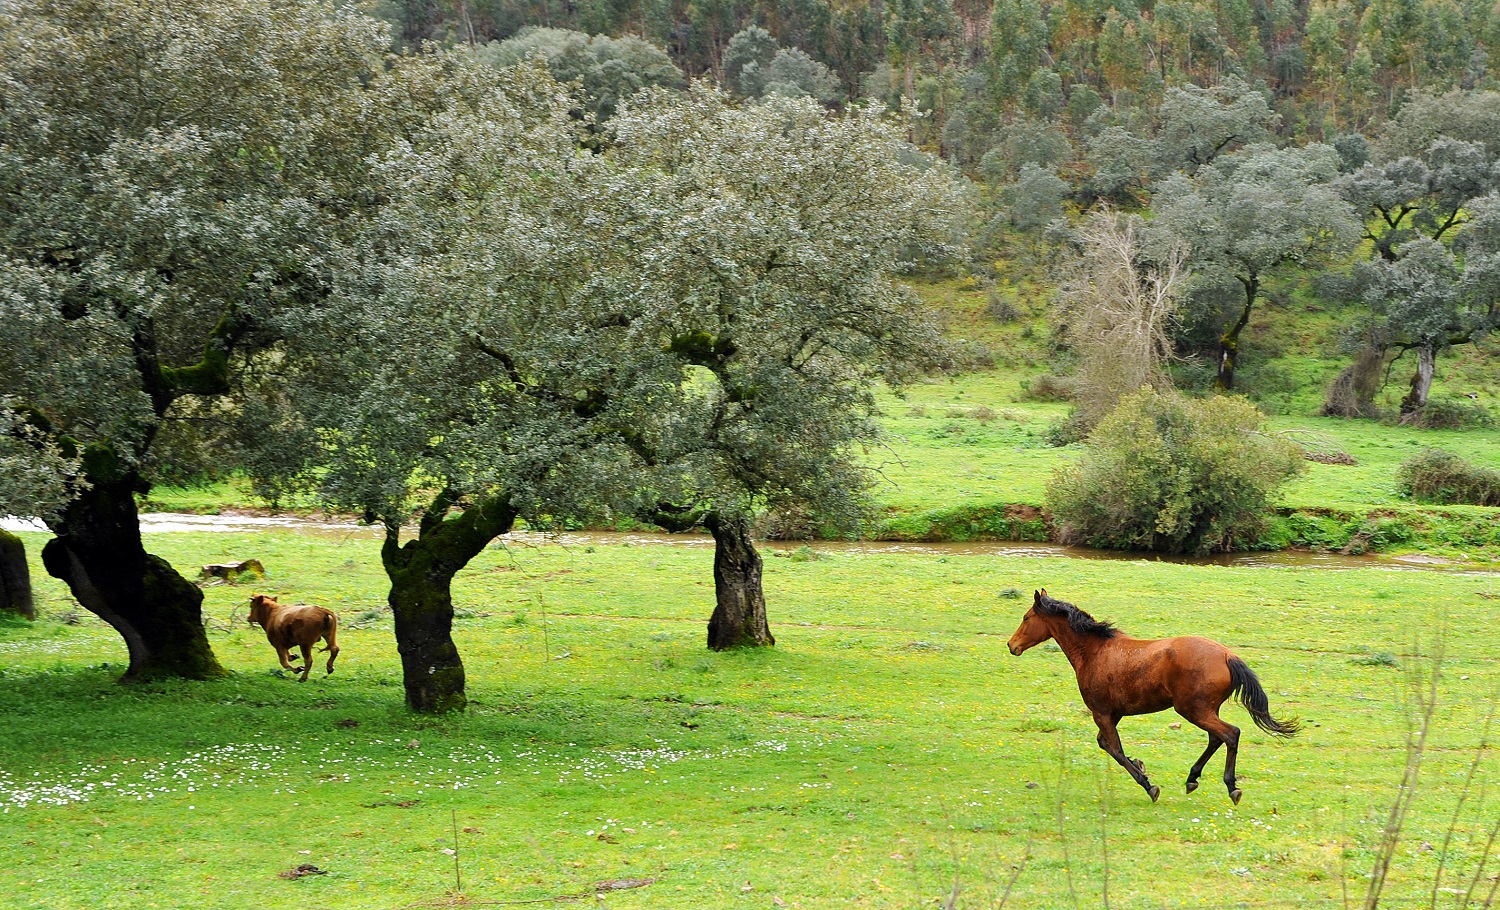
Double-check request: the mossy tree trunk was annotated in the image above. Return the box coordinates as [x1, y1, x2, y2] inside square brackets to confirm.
[40, 446, 223, 680]
[704, 512, 774, 651]
[0, 529, 34, 620]
[382, 490, 518, 713]
[1216, 274, 1259, 392]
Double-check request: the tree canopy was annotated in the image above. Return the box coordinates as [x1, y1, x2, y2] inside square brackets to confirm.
[0, 0, 398, 679]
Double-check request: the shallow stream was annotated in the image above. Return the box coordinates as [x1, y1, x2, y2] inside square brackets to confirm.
[6, 512, 1495, 575]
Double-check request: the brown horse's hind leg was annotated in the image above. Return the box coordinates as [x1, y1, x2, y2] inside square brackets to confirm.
[1093, 713, 1160, 803]
[1182, 709, 1242, 804]
[1185, 735, 1222, 794]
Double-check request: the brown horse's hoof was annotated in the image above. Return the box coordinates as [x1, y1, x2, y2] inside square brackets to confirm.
[1186, 780, 1198, 794]
[1230, 789, 1242, 805]
[1132, 758, 1146, 774]
[1148, 785, 1160, 803]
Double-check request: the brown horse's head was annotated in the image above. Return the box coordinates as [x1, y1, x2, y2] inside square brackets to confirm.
[1008, 589, 1055, 655]
[248, 593, 275, 629]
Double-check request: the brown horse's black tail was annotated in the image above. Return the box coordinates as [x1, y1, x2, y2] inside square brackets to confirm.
[1228, 657, 1300, 737]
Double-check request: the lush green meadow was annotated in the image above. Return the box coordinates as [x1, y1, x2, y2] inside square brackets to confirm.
[4, 526, 1500, 909]
[8, 279, 1500, 909]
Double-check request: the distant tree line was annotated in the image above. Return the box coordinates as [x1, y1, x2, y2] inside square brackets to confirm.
[369, 0, 1498, 140]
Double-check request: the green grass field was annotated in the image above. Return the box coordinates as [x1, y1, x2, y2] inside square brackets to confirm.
[7, 276, 1500, 908]
[4, 527, 1499, 909]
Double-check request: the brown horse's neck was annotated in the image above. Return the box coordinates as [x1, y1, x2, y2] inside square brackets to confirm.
[1043, 614, 1114, 673]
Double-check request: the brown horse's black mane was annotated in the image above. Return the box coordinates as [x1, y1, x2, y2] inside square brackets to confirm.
[1036, 592, 1119, 639]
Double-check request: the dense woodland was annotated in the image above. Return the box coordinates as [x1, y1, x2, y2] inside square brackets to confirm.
[375, 0, 1500, 146]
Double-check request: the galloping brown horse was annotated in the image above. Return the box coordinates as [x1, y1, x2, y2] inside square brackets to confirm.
[1008, 589, 1298, 804]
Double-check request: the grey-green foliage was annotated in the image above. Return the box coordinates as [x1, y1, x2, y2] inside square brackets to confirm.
[1154, 77, 1280, 175]
[1047, 389, 1305, 554]
[1362, 238, 1497, 350]
[607, 88, 966, 528]
[1154, 143, 1362, 388]
[1378, 89, 1500, 160]
[250, 78, 963, 539]
[721, 27, 840, 103]
[722, 26, 780, 97]
[473, 27, 683, 120]
[763, 48, 841, 103]
[0, 400, 82, 520]
[1159, 143, 1359, 281]
[246, 60, 680, 530]
[1084, 125, 1156, 202]
[1341, 137, 1498, 260]
[1000, 163, 1068, 231]
[0, 0, 391, 510]
[979, 116, 1072, 184]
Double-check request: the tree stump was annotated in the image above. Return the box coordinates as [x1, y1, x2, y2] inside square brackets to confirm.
[0, 529, 35, 620]
[199, 559, 265, 584]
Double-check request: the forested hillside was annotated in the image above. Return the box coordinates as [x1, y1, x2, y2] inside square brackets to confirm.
[374, 0, 1498, 151]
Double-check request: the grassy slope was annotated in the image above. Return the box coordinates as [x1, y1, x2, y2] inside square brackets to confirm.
[4, 528, 1500, 909]
[867, 278, 1500, 557]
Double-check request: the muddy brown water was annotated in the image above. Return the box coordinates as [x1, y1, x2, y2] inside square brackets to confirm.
[6, 513, 1493, 574]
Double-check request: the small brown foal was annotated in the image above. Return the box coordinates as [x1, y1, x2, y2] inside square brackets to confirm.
[248, 593, 340, 682]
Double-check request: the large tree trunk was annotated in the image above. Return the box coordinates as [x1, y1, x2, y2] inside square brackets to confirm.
[1215, 276, 1259, 392]
[40, 446, 223, 679]
[0, 529, 34, 620]
[382, 491, 517, 713]
[1400, 344, 1437, 415]
[704, 512, 774, 651]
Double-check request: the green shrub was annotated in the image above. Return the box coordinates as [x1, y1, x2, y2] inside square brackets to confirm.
[1402, 398, 1494, 429]
[1397, 449, 1500, 506]
[1046, 389, 1305, 554]
[1017, 373, 1073, 402]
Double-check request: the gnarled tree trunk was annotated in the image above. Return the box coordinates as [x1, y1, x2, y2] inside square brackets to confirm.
[1400, 343, 1437, 415]
[382, 491, 517, 713]
[1216, 275, 1259, 392]
[704, 512, 774, 651]
[0, 529, 34, 620]
[40, 447, 222, 679]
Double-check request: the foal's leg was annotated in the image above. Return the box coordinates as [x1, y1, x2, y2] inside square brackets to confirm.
[1182, 709, 1242, 804]
[297, 643, 313, 682]
[276, 646, 299, 672]
[323, 623, 340, 676]
[1093, 713, 1160, 802]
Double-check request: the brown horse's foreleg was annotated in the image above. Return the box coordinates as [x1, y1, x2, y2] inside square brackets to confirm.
[297, 643, 313, 682]
[1183, 710, 1242, 804]
[1094, 713, 1160, 802]
[276, 646, 299, 672]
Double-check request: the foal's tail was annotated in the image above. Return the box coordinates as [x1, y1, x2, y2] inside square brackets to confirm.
[319, 611, 339, 653]
[1227, 657, 1300, 737]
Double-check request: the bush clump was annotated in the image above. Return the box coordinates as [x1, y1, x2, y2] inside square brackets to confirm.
[1046, 389, 1305, 554]
[1401, 398, 1494, 430]
[1397, 449, 1500, 506]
